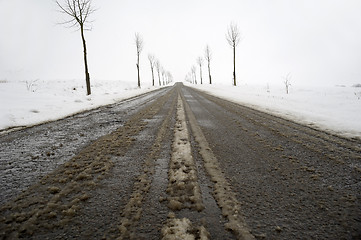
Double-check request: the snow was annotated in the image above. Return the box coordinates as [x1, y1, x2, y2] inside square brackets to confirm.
[0, 79, 165, 131]
[1, 79, 360, 139]
[187, 82, 361, 139]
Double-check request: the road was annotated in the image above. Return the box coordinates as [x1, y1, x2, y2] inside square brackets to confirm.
[1, 83, 360, 239]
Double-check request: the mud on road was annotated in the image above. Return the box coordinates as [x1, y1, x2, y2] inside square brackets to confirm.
[1, 83, 360, 239]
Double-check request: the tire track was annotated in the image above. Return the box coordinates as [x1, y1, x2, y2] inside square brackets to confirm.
[191, 88, 361, 165]
[166, 95, 204, 212]
[114, 89, 178, 239]
[162, 94, 209, 240]
[180, 91, 255, 240]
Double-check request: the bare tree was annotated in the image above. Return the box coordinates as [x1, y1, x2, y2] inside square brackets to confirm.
[283, 73, 292, 94]
[197, 57, 204, 84]
[191, 66, 197, 84]
[226, 22, 242, 86]
[204, 45, 212, 84]
[155, 60, 162, 86]
[135, 33, 144, 88]
[56, 0, 95, 95]
[148, 54, 155, 86]
[161, 67, 166, 86]
[167, 72, 173, 83]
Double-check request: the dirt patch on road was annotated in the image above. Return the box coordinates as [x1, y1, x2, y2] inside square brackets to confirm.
[166, 96, 204, 212]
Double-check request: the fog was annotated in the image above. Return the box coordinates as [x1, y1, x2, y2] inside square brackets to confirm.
[1, 0, 361, 87]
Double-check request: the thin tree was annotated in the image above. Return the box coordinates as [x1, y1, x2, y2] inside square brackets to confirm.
[161, 67, 166, 85]
[135, 33, 144, 88]
[204, 45, 212, 84]
[167, 72, 173, 83]
[155, 60, 162, 86]
[226, 23, 242, 86]
[197, 57, 204, 84]
[56, 0, 95, 95]
[148, 54, 155, 86]
[283, 72, 292, 94]
[165, 71, 169, 85]
[191, 66, 197, 84]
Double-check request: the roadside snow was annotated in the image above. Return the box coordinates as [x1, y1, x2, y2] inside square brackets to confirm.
[1, 80, 360, 139]
[0, 79, 165, 131]
[187, 83, 361, 139]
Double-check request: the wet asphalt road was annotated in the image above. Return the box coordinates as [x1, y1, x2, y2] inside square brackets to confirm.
[0, 83, 360, 239]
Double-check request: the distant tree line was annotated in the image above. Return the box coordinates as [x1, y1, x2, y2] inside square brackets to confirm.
[56, 0, 173, 95]
[57, 1, 250, 95]
[185, 22, 242, 87]
[134, 33, 173, 88]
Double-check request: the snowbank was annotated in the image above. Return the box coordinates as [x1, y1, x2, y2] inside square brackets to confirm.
[0, 79, 165, 131]
[1, 79, 360, 139]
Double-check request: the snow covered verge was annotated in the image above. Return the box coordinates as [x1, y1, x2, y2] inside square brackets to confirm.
[0, 79, 167, 131]
[187, 82, 361, 139]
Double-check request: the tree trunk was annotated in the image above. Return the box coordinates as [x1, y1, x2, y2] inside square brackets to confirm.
[151, 68, 154, 86]
[80, 25, 91, 95]
[233, 44, 236, 86]
[158, 70, 161, 86]
[208, 61, 212, 84]
[200, 66, 203, 84]
[137, 54, 140, 88]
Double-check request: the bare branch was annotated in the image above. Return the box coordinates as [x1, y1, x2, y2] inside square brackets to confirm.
[148, 54, 155, 67]
[226, 22, 242, 47]
[135, 33, 144, 54]
[204, 45, 212, 61]
[283, 72, 292, 94]
[155, 60, 160, 71]
[56, 0, 95, 30]
[197, 57, 204, 67]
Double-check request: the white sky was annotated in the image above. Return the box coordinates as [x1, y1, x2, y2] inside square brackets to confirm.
[1, 0, 361, 87]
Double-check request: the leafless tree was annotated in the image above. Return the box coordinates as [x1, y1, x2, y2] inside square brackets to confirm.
[204, 45, 212, 84]
[161, 67, 166, 86]
[56, 0, 96, 95]
[226, 22, 242, 86]
[191, 66, 197, 84]
[155, 60, 162, 86]
[283, 73, 292, 94]
[197, 57, 204, 84]
[135, 33, 144, 88]
[148, 54, 155, 86]
[166, 71, 173, 84]
[25, 79, 38, 92]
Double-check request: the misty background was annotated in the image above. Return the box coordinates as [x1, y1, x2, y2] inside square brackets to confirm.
[1, 0, 361, 87]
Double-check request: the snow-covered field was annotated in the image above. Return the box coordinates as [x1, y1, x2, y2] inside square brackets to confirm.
[188, 82, 361, 139]
[0, 79, 165, 131]
[1, 79, 360, 139]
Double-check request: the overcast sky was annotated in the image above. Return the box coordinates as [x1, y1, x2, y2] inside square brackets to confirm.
[1, 0, 361, 87]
